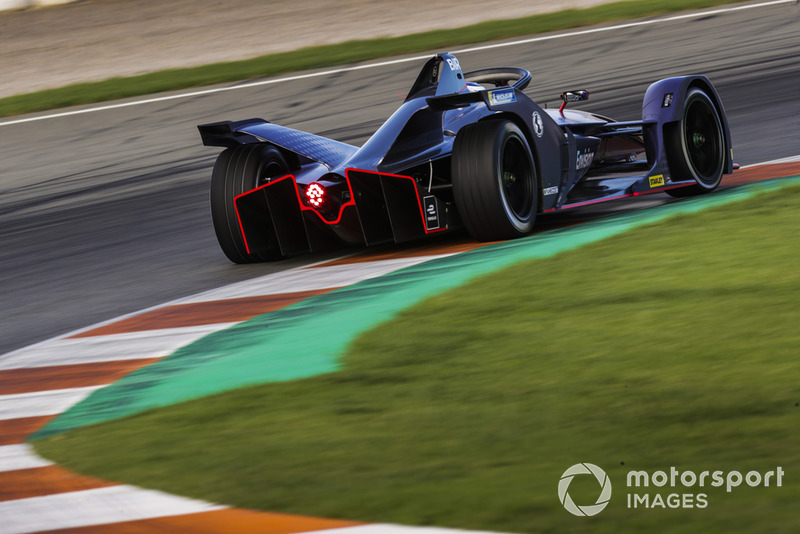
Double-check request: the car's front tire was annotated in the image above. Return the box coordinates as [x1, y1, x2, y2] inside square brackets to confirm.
[665, 88, 726, 197]
[452, 120, 538, 241]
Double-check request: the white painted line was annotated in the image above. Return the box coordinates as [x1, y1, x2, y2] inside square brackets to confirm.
[0, 256, 452, 364]
[180, 254, 457, 303]
[742, 155, 800, 167]
[450, 0, 798, 56]
[39, 254, 359, 340]
[0, 485, 225, 534]
[0, 0, 75, 11]
[0, 0, 792, 127]
[0, 323, 236, 370]
[0, 444, 53, 473]
[0, 0, 27, 9]
[0, 385, 106, 421]
[454, 0, 797, 55]
[315, 524, 506, 534]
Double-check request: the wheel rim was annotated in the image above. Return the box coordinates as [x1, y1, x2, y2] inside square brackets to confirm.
[500, 136, 534, 220]
[256, 158, 288, 187]
[684, 98, 722, 185]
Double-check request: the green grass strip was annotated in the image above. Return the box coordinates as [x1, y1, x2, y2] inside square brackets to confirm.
[34, 175, 800, 441]
[2, 0, 745, 117]
[36, 178, 800, 533]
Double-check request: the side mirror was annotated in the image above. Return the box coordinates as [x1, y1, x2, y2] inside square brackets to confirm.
[559, 90, 589, 113]
[561, 90, 589, 103]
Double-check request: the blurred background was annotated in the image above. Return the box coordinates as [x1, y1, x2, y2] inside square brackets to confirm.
[1, 1, 799, 531]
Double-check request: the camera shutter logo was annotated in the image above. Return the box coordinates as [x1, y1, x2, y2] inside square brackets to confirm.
[558, 463, 612, 516]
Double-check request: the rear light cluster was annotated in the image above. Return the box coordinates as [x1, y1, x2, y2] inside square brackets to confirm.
[305, 183, 326, 208]
[300, 174, 351, 223]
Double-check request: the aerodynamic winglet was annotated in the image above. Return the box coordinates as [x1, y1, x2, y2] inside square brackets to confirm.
[237, 122, 359, 170]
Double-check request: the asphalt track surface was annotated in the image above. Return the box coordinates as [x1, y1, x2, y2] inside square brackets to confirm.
[0, 0, 615, 98]
[1, 1, 799, 356]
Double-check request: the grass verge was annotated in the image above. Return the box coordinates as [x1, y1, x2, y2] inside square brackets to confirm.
[35, 183, 800, 533]
[2, 0, 745, 118]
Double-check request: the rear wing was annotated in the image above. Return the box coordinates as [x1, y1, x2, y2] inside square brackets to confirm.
[199, 119, 359, 170]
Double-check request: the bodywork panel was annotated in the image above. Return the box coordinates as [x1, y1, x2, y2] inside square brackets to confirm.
[199, 54, 733, 259]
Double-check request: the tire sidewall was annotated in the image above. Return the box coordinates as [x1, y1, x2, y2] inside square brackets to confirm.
[494, 122, 537, 233]
[209, 143, 289, 263]
[452, 119, 538, 241]
[679, 88, 725, 191]
[251, 145, 289, 188]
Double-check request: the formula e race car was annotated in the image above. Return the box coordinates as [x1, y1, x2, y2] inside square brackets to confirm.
[198, 53, 733, 263]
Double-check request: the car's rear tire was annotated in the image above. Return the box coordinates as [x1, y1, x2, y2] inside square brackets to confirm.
[210, 143, 289, 263]
[665, 88, 725, 197]
[452, 120, 538, 241]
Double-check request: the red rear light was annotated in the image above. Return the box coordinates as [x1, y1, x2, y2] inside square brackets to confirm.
[306, 183, 326, 208]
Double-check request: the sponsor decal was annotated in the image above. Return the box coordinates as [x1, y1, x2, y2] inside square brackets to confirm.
[543, 186, 559, 196]
[662, 93, 674, 108]
[576, 149, 595, 170]
[422, 195, 440, 230]
[532, 111, 544, 138]
[488, 87, 516, 106]
[445, 57, 461, 71]
[649, 174, 665, 188]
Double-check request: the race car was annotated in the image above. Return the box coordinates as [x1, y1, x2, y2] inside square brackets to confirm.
[198, 52, 733, 263]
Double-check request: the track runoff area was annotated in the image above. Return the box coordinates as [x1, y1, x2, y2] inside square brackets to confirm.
[1, 157, 798, 531]
[2, 5, 800, 534]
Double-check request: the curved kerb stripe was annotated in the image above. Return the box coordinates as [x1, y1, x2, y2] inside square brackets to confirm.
[2, 163, 796, 532]
[35, 173, 800, 439]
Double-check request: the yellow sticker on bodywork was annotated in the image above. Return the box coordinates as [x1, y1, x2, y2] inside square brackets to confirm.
[649, 175, 665, 188]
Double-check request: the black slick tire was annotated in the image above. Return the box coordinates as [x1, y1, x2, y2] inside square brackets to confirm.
[210, 144, 289, 263]
[452, 120, 538, 241]
[665, 88, 725, 197]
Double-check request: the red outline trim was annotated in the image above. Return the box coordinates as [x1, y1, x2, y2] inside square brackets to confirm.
[233, 175, 294, 254]
[302, 177, 357, 225]
[233, 169, 448, 254]
[235, 174, 356, 229]
[543, 181, 696, 213]
[632, 182, 694, 196]
[234, 174, 358, 255]
[345, 168, 448, 235]
[561, 194, 631, 210]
